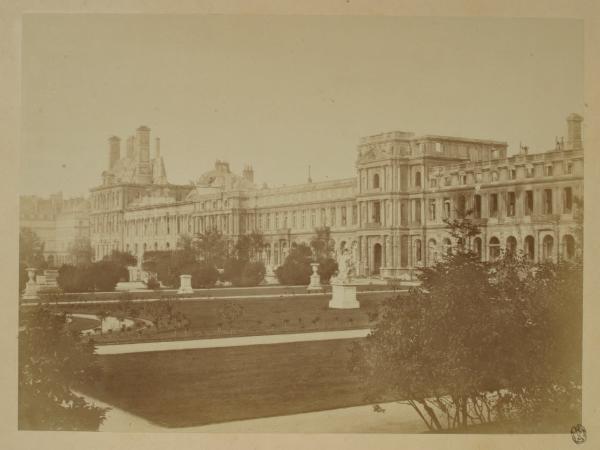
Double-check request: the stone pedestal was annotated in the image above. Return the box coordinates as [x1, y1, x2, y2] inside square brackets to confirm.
[329, 282, 360, 309]
[177, 274, 193, 294]
[307, 262, 323, 292]
[22, 268, 39, 300]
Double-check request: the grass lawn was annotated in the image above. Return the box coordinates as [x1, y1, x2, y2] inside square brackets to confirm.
[81, 338, 385, 427]
[49, 291, 402, 343]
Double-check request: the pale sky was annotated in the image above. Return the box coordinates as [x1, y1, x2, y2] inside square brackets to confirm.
[20, 15, 583, 197]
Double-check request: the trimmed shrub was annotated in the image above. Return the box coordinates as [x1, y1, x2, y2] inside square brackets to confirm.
[57, 264, 94, 293]
[317, 257, 338, 284]
[146, 278, 160, 290]
[181, 262, 219, 288]
[91, 260, 127, 292]
[275, 244, 313, 286]
[240, 261, 266, 287]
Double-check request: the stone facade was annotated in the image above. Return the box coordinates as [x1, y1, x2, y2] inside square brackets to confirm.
[89, 115, 584, 279]
[20, 192, 90, 266]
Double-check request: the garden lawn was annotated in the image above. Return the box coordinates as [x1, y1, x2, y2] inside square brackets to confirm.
[52, 291, 401, 343]
[80, 338, 385, 427]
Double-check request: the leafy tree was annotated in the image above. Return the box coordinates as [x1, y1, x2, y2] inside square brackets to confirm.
[317, 257, 338, 284]
[181, 262, 219, 288]
[19, 305, 107, 430]
[235, 231, 266, 261]
[309, 227, 337, 283]
[19, 227, 46, 268]
[193, 229, 229, 267]
[104, 249, 137, 268]
[68, 236, 94, 265]
[310, 226, 335, 261]
[57, 264, 94, 293]
[240, 261, 266, 287]
[275, 243, 313, 285]
[352, 213, 582, 432]
[91, 260, 127, 292]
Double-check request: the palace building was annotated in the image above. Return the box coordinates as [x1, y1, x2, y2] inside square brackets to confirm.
[89, 114, 583, 280]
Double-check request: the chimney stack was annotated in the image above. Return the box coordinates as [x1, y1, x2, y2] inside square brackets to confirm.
[155, 137, 161, 158]
[242, 164, 254, 183]
[566, 113, 583, 150]
[108, 136, 121, 169]
[135, 126, 152, 184]
[126, 136, 135, 159]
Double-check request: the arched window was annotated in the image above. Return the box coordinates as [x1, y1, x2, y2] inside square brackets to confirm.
[489, 237, 500, 261]
[506, 236, 517, 256]
[562, 235, 576, 261]
[524, 236, 535, 261]
[373, 173, 380, 189]
[428, 239, 437, 265]
[415, 239, 422, 264]
[473, 237, 482, 259]
[542, 235, 554, 262]
[457, 195, 466, 216]
[474, 194, 482, 218]
[442, 238, 452, 256]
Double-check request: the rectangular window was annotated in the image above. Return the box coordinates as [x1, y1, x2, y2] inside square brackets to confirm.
[525, 190, 533, 216]
[330, 207, 336, 226]
[291, 211, 297, 228]
[341, 206, 347, 226]
[507, 192, 516, 217]
[545, 165, 553, 177]
[489, 193, 498, 218]
[430, 178, 437, 188]
[301, 210, 306, 228]
[564, 187, 573, 213]
[320, 208, 326, 225]
[311, 210, 316, 227]
[275, 213, 279, 229]
[460, 174, 467, 185]
[443, 198, 451, 219]
[373, 201, 381, 224]
[352, 205, 357, 225]
[415, 199, 422, 224]
[566, 162, 573, 174]
[266, 213, 270, 230]
[544, 189, 553, 214]
[510, 169, 516, 180]
[429, 199, 436, 221]
[526, 167, 534, 178]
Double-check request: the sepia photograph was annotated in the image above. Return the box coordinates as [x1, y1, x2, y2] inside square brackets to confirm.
[13, 9, 592, 443]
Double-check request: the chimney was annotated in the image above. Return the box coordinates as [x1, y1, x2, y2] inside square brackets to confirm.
[566, 113, 583, 150]
[242, 164, 254, 183]
[155, 137, 161, 159]
[108, 136, 121, 169]
[126, 136, 135, 159]
[135, 126, 152, 184]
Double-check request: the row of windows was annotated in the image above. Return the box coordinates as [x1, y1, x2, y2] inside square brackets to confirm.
[364, 186, 574, 227]
[430, 160, 575, 189]
[253, 205, 358, 232]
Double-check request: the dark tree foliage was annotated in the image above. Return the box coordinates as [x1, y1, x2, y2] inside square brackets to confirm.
[19, 227, 46, 269]
[275, 244, 313, 286]
[69, 236, 94, 265]
[351, 213, 582, 431]
[234, 231, 266, 262]
[104, 250, 137, 268]
[142, 249, 196, 288]
[19, 306, 107, 430]
[192, 229, 229, 267]
[317, 257, 338, 284]
[181, 262, 219, 288]
[57, 261, 128, 293]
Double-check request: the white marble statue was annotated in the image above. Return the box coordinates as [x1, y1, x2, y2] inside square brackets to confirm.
[335, 249, 355, 283]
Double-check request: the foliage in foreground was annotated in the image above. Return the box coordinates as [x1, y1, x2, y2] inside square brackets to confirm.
[19, 306, 107, 430]
[352, 215, 582, 431]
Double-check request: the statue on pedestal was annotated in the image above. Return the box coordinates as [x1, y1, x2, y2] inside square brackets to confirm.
[334, 249, 355, 284]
